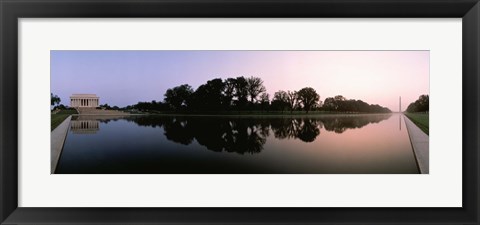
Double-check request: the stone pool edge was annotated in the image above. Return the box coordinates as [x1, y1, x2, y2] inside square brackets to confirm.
[403, 114, 429, 174]
[51, 115, 72, 174]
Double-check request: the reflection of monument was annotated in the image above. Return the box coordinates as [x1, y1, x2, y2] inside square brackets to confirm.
[70, 94, 99, 108]
[70, 120, 100, 134]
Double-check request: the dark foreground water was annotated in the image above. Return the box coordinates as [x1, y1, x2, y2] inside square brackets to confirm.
[55, 114, 419, 174]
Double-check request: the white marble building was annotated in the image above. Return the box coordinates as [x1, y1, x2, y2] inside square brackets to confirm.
[70, 94, 99, 108]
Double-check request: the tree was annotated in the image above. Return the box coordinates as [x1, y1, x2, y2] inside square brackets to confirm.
[322, 95, 391, 113]
[406, 94, 429, 113]
[297, 87, 320, 113]
[246, 76, 266, 104]
[233, 76, 249, 109]
[134, 101, 169, 112]
[416, 94, 429, 112]
[100, 103, 112, 110]
[53, 104, 67, 110]
[164, 84, 194, 110]
[259, 93, 270, 111]
[51, 93, 61, 106]
[222, 78, 236, 109]
[334, 95, 348, 111]
[271, 90, 289, 112]
[190, 78, 225, 111]
[322, 97, 336, 111]
[334, 95, 347, 101]
[286, 90, 298, 113]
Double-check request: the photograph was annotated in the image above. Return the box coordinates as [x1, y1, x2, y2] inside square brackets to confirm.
[3, 0, 477, 223]
[50, 50, 429, 174]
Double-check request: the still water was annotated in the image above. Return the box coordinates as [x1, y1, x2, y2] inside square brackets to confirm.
[55, 114, 419, 174]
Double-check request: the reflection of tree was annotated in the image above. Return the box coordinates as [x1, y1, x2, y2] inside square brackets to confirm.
[130, 116, 165, 128]
[124, 116, 195, 144]
[296, 119, 321, 142]
[123, 114, 391, 154]
[188, 118, 267, 154]
[226, 120, 267, 154]
[321, 114, 392, 133]
[270, 118, 321, 142]
[190, 118, 234, 152]
[271, 118, 297, 139]
[163, 117, 194, 145]
[270, 118, 291, 139]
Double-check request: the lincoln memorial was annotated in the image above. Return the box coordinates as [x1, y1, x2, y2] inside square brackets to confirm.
[70, 94, 99, 108]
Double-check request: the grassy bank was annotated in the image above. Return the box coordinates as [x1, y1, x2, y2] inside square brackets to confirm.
[405, 113, 429, 135]
[51, 109, 77, 131]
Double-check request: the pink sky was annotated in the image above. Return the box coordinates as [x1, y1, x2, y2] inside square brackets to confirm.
[249, 51, 429, 111]
[52, 50, 429, 111]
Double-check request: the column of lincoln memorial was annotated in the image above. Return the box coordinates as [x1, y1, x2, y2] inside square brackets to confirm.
[70, 94, 100, 108]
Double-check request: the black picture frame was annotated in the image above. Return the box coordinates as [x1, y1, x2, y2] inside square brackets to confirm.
[1, 0, 479, 224]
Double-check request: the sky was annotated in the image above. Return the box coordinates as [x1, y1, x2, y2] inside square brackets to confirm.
[51, 50, 429, 111]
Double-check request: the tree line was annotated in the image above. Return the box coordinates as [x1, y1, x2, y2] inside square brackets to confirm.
[51, 93, 71, 110]
[130, 76, 391, 114]
[406, 94, 429, 113]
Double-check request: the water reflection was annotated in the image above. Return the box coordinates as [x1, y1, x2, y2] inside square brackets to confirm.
[399, 114, 402, 130]
[127, 116, 271, 154]
[270, 118, 321, 142]
[57, 113, 420, 174]
[70, 120, 99, 134]
[70, 115, 131, 134]
[320, 115, 390, 134]
[73, 114, 391, 154]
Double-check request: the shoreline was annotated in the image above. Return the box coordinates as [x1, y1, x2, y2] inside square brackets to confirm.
[51, 115, 72, 173]
[403, 114, 429, 174]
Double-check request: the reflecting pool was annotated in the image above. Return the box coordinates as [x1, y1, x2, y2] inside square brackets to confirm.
[55, 114, 419, 174]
